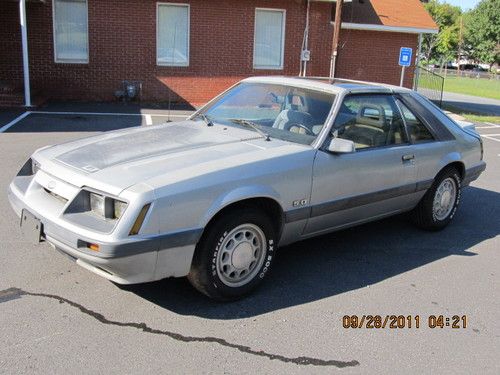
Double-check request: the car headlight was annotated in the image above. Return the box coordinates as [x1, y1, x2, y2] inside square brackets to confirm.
[89, 192, 127, 219]
[89, 193, 106, 216]
[31, 159, 40, 175]
[17, 158, 40, 177]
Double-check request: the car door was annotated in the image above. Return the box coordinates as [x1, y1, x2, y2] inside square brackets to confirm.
[395, 94, 456, 191]
[304, 94, 418, 235]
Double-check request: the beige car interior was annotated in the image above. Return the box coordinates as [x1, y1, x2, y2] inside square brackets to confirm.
[272, 93, 325, 136]
[338, 103, 405, 149]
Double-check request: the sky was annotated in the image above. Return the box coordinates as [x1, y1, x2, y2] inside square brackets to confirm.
[444, 0, 481, 10]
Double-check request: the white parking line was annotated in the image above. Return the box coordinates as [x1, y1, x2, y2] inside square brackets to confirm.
[30, 110, 190, 118]
[0, 111, 31, 133]
[0, 110, 193, 132]
[476, 122, 500, 130]
[482, 135, 500, 143]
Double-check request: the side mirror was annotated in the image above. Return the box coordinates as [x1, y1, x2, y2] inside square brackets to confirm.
[327, 137, 356, 154]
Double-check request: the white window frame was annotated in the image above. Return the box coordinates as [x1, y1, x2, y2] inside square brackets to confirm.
[52, 0, 89, 64]
[156, 2, 190, 67]
[253, 8, 286, 70]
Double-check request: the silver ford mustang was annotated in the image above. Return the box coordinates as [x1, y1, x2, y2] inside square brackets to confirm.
[8, 77, 486, 300]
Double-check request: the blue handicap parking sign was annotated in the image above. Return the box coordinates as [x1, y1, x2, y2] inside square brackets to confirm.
[399, 47, 413, 67]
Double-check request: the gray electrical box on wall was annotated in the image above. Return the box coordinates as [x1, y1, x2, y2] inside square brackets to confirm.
[301, 50, 311, 61]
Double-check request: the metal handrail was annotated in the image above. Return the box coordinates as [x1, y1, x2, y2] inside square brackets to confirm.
[415, 67, 445, 108]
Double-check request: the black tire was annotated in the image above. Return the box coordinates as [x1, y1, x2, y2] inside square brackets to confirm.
[411, 167, 461, 231]
[187, 208, 277, 301]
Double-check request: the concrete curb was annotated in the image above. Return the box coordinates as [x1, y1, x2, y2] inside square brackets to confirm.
[443, 110, 476, 131]
[444, 110, 467, 122]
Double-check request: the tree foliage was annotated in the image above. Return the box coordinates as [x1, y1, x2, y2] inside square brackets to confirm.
[464, 0, 500, 66]
[422, 0, 500, 67]
[422, 1, 462, 63]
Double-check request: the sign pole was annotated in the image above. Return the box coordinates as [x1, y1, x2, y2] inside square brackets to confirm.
[398, 47, 412, 88]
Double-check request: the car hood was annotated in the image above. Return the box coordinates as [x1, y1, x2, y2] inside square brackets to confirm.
[35, 121, 306, 194]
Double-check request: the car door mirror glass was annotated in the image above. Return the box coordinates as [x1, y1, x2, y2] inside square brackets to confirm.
[328, 137, 356, 154]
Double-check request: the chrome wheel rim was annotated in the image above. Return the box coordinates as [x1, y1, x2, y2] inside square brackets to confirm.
[433, 177, 457, 221]
[216, 224, 267, 287]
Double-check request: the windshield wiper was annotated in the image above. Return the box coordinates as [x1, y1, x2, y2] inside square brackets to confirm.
[194, 113, 214, 127]
[228, 119, 271, 141]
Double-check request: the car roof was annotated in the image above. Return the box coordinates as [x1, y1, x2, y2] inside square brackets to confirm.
[242, 76, 413, 95]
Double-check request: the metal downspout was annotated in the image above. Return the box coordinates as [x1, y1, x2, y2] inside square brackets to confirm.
[19, 0, 31, 107]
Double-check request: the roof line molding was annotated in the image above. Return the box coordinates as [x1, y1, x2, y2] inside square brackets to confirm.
[340, 22, 438, 34]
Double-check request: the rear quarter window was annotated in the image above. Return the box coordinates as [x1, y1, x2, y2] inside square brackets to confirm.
[399, 93, 455, 141]
[397, 100, 434, 143]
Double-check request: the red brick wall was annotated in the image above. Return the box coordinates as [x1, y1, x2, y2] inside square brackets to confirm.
[336, 30, 418, 88]
[0, 2, 23, 92]
[307, 2, 418, 87]
[0, 0, 418, 106]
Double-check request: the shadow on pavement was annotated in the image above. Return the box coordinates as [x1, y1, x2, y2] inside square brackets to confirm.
[124, 186, 500, 319]
[2, 101, 195, 133]
[0, 109, 26, 127]
[4, 113, 144, 133]
[442, 100, 500, 117]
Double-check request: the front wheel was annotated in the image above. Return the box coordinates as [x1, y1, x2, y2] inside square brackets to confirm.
[411, 167, 461, 231]
[188, 209, 277, 301]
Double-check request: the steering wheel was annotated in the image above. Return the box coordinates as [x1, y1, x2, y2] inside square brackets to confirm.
[285, 122, 315, 136]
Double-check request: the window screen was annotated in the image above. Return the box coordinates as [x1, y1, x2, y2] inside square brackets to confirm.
[53, 0, 88, 63]
[253, 9, 285, 69]
[157, 4, 189, 66]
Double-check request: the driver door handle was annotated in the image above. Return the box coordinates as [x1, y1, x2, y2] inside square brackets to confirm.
[402, 154, 415, 162]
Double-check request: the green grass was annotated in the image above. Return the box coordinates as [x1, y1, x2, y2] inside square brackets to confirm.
[419, 75, 500, 100]
[442, 76, 500, 100]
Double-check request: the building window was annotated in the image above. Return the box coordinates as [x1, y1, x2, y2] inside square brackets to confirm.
[253, 9, 286, 70]
[53, 0, 89, 63]
[157, 3, 190, 66]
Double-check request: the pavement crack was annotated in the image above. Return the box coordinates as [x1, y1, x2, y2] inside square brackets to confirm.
[0, 287, 359, 368]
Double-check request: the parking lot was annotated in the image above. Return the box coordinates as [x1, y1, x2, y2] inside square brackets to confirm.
[0, 108, 499, 374]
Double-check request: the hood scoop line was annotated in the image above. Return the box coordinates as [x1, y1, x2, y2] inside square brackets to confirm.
[55, 122, 263, 173]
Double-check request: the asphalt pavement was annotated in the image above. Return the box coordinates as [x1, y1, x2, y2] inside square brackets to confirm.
[0, 109, 499, 374]
[441, 91, 500, 116]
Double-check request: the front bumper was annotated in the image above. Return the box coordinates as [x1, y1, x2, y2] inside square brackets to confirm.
[8, 180, 200, 284]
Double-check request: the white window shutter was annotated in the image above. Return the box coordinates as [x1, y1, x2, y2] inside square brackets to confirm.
[254, 9, 285, 69]
[54, 0, 88, 63]
[157, 4, 190, 66]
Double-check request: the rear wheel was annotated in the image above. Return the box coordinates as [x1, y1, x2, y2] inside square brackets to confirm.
[412, 167, 461, 231]
[188, 209, 277, 301]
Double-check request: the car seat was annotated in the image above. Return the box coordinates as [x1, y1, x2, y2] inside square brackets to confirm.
[342, 104, 387, 147]
[272, 109, 315, 134]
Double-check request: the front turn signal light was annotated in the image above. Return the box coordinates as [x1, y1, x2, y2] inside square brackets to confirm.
[129, 203, 151, 236]
[87, 243, 100, 252]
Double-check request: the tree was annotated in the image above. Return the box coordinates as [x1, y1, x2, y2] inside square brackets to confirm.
[465, 0, 500, 67]
[422, 1, 462, 64]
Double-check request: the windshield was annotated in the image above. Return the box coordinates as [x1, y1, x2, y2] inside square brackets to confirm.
[198, 82, 336, 145]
